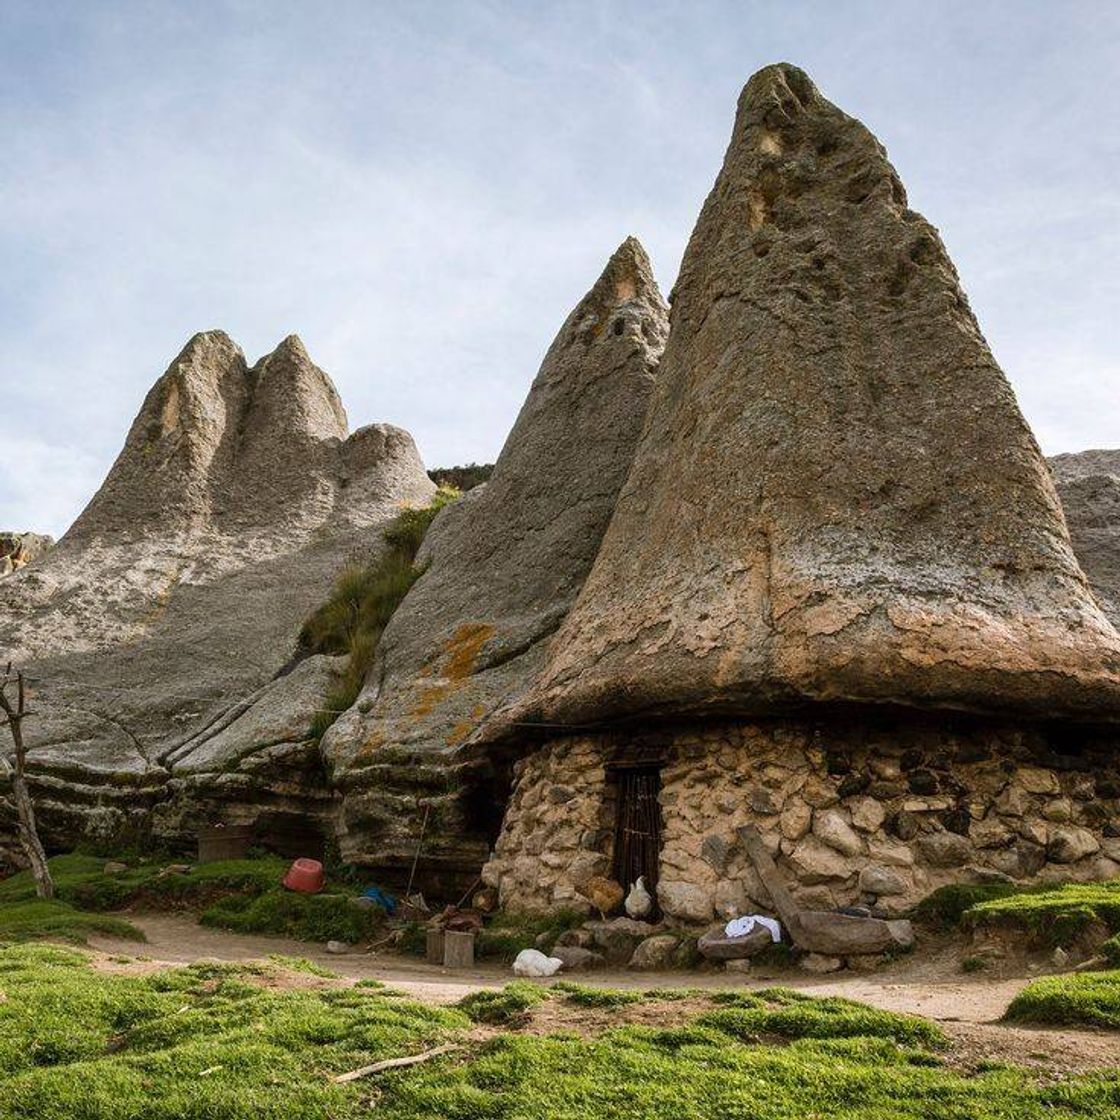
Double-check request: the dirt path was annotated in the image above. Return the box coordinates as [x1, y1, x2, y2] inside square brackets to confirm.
[87, 914, 1120, 1074]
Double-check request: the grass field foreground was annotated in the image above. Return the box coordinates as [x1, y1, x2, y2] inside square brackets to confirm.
[1, 944, 1119, 1119]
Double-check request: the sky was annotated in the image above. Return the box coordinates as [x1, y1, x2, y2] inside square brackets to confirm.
[1, 1, 1118, 537]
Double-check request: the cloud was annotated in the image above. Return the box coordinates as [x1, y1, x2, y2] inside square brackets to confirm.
[1, 1, 1117, 537]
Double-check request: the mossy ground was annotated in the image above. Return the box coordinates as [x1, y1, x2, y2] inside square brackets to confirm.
[1005, 970, 1120, 1030]
[3, 946, 1118, 1119]
[917, 879, 1120, 950]
[0, 853, 383, 944]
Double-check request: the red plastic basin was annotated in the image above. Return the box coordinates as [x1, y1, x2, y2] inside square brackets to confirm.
[282, 858, 325, 894]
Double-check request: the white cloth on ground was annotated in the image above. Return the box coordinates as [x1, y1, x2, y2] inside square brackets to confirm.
[724, 914, 781, 942]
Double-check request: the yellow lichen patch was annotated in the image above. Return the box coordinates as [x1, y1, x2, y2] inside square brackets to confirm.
[444, 622, 496, 680]
[357, 727, 386, 759]
[160, 378, 182, 435]
[409, 623, 497, 719]
[757, 129, 783, 156]
[747, 188, 768, 231]
[446, 703, 487, 747]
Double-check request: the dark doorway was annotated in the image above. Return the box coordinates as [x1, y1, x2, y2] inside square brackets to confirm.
[610, 766, 662, 899]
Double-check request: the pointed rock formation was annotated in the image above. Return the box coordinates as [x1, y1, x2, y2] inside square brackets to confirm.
[1051, 450, 1120, 627]
[69, 331, 250, 537]
[521, 64, 1120, 727]
[323, 237, 668, 880]
[229, 335, 349, 523]
[0, 332, 434, 862]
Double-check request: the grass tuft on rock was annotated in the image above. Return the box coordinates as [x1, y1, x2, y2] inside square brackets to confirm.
[300, 486, 459, 739]
[1004, 969, 1120, 1030]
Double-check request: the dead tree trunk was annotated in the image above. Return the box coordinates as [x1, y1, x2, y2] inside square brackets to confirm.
[1, 663, 54, 899]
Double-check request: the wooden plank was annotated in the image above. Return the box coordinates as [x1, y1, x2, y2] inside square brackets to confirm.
[425, 928, 445, 965]
[738, 824, 803, 937]
[443, 929, 475, 969]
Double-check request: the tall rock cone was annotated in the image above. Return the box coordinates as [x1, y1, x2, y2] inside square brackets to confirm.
[68, 331, 250, 537]
[525, 64, 1120, 726]
[323, 236, 669, 877]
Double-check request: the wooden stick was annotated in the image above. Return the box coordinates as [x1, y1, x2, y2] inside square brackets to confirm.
[332, 1043, 460, 1084]
[738, 824, 802, 939]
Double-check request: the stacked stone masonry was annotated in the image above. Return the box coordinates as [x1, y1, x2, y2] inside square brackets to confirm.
[482, 717, 1120, 924]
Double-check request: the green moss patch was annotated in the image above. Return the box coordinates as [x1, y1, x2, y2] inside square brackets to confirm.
[1005, 970, 1120, 1030]
[0, 900, 142, 944]
[962, 881, 1120, 949]
[457, 982, 548, 1025]
[0, 854, 383, 945]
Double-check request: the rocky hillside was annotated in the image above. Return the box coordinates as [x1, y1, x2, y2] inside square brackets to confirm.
[0, 331, 434, 860]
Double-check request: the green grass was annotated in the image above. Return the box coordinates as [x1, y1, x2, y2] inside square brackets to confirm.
[552, 981, 644, 1009]
[300, 486, 459, 739]
[0, 900, 142, 943]
[913, 883, 1027, 930]
[912, 878, 1120, 951]
[1005, 969, 1120, 1030]
[696, 988, 947, 1049]
[0, 853, 290, 911]
[381, 1022, 1118, 1120]
[1, 955, 1118, 1120]
[457, 982, 548, 1025]
[201, 890, 383, 943]
[962, 881, 1120, 949]
[0, 854, 385, 945]
[0, 943, 466, 1120]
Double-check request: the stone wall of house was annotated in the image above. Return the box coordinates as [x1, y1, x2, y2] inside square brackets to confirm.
[481, 717, 1120, 923]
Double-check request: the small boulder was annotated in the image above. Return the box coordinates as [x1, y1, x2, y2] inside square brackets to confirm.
[1048, 826, 1100, 864]
[553, 945, 605, 972]
[849, 797, 886, 833]
[915, 830, 972, 868]
[628, 934, 680, 971]
[814, 810, 863, 856]
[103, 861, 129, 875]
[800, 953, 843, 973]
[697, 925, 774, 961]
[858, 864, 908, 897]
[325, 940, 351, 955]
[657, 880, 714, 925]
[555, 927, 595, 950]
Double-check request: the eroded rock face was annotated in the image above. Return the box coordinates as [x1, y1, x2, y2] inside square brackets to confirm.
[0, 534, 53, 578]
[322, 238, 668, 884]
[1051, 450, 1120, 627]
[521, 64, 1120, 728]
[0, 331, 434, 858]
